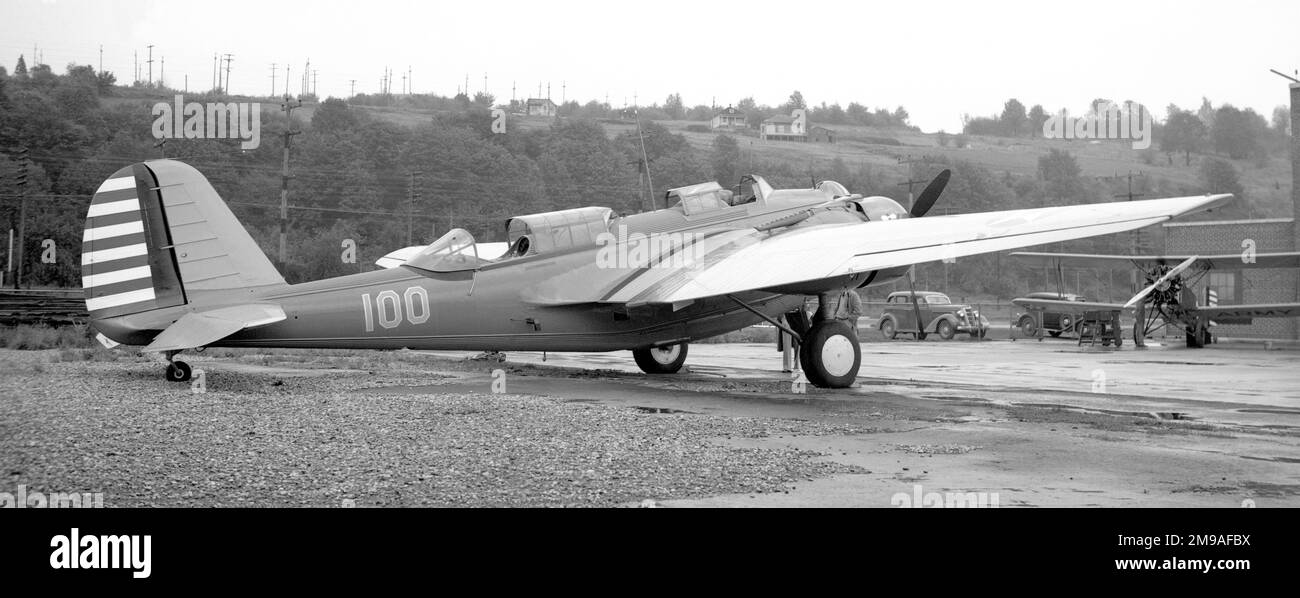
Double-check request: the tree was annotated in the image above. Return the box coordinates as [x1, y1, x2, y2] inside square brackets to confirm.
[999, 99, 1027, 136]
[1028, 104, 1048, 137]
[783, 90, 806, 112]
[14, 54, 27, 78]
[1037, 148, 1085, 201]
[664, 93, 685, 120]
[711, 134, 741, 187]
[472, 91, 494, 107]
[1160, 109, 1206, 166]
[1211, 105, 1265, 160]
[1199, 158, 1249, 219]
[1271, 105, 1290, 137]
[312, 97, 360, 134]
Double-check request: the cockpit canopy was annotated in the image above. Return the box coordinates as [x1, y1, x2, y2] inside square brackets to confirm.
[404, 228, 485, 272]
[666, 175, 773, 216]
[505, 206, 614, 257]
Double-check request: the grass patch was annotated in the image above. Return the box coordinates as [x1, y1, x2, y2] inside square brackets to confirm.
[0, 324, 95, 350]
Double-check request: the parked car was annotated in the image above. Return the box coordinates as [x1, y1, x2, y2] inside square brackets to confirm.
[878, 291, 989, 340]
[1012, 292, 1090, 337]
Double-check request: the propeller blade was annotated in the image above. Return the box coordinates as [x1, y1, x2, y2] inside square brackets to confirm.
[1123, 256, 1199, 309]
[910, 169, 951, 217]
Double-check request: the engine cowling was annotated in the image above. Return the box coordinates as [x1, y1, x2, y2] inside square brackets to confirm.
[853, 196, 910, 222]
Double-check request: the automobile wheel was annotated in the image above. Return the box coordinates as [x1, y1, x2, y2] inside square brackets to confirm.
[937, 319, 956, 340]
[633, 343, 688, 374]
[798, 320, 861, 389]
[880, 318, 897, 340]
[1018, 316, 1037, 337]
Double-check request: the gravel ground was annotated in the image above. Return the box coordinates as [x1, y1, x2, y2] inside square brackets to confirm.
[0, 350, 867, 507]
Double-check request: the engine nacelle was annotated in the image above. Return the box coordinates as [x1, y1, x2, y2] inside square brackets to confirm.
[853, 196, 910, 222]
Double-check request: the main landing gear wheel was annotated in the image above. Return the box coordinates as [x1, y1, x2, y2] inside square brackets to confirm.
[165, 361, 192, 382]
[799, 320, 861, 389]
[633, 343, 688, 374]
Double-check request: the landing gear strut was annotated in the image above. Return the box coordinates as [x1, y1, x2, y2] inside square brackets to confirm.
[163, 351, 192, 382]
[634, 343, 688, 374]
[799, 320, 861, 389]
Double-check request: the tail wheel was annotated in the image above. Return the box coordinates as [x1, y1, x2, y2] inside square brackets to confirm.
[880, 318, 898, 340]
[798, 320, 861, 389]
[165, 361, 192, 382]
[1018, 316, 1037, 336]
[936, 319, 956, 340]
[633, 343, 688, 374]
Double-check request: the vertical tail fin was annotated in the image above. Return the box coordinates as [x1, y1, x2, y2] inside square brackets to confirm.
[82, 160, 285, 319]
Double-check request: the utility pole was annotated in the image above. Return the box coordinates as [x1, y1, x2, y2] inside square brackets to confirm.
[99, 44, 103, 73]
[223, 54, 233, 95]
[407, 172, 423, 245]
[134, 50, 139, 84]
[897, 155, 932, 290]
[159, 56, 164, 88]
[212, 53, 218, 91]
[312, 69, 318, 96]
[270, 63, 277, 96]
[1109, 170, 1146, 292]
[349, 79, 356, 98]
[146, 45, 154, 87]
[635, 111, 655, 211]
[278, 96, 303, 270]
[12, 148, 29, 289]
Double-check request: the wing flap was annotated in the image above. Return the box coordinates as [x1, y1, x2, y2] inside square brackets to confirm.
[143, 303, 286, 352]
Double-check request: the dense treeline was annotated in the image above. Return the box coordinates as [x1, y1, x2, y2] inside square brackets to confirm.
[0, 57, 1273, 302]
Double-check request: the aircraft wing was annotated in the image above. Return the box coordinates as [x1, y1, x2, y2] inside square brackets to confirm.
[143, 304, 286, 352]
[1010, 298, 1131, 313]
[580, 194, 1231, 305]
[1009, 251, 1300, 270]
[1194, 303, 1300, 320]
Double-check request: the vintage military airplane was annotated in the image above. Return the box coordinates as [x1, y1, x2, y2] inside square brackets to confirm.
[1009, 251, 1300, 347]
[83, 159, 1232, 388]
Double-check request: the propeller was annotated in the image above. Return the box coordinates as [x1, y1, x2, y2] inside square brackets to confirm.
[1123, 256, 1199, 309]
[910, 169, 951, 218]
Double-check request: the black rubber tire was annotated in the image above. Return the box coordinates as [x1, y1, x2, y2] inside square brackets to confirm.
[1018, 316, 1036, 337]
[798, 320, 861, 389]
[1048, 330, 1062, 338]
[166, 361, 192, 382]
[880, 318, 897, 340]
[633, 343, 688, 374]
[937, 319, 956, 340]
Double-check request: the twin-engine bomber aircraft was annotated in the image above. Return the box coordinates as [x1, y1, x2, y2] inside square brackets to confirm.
[82, 160, 1231, 388]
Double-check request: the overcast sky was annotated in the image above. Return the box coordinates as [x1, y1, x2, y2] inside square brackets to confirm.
[3, 0, 1298, 132]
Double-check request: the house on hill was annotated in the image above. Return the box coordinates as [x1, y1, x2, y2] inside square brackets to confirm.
[710, 106, 746, 130]
[526, 98, 557, 117]
[761, 109, 807, 141]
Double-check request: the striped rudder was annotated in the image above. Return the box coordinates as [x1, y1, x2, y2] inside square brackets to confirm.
[82, 164, 186, 318]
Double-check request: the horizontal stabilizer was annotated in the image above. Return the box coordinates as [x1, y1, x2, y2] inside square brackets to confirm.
[143, 304, 286, 353]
